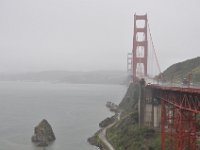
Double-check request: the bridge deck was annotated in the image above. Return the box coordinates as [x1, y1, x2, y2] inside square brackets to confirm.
[146, 84, 200, 94]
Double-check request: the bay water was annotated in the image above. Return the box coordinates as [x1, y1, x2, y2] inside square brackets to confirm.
[0, 81, 126, 150]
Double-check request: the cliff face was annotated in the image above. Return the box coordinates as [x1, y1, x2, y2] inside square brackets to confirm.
[107, 83, 160, 150]
[119, 83, 139, 112]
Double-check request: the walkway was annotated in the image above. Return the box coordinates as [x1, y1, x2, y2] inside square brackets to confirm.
[98, 113, 120, 150]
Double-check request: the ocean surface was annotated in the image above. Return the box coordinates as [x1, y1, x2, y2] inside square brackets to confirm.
[0, 81, 126, 150]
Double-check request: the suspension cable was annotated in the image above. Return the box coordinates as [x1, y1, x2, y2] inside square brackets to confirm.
[147, 21, 162, 75]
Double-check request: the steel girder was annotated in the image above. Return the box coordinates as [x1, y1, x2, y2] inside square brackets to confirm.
[155, 89, 200, 150]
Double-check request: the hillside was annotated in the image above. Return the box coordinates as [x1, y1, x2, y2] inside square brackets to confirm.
[0, 70, 127, 85]
[162, 57, 200, 83]
[106, 83, 160, 150]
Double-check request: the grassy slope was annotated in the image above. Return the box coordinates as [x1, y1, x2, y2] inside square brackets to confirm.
[162, 57, 200, 82]
[106, 83, 160, 150]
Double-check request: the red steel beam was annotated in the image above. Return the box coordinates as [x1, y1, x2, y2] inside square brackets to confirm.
[148, 84, 200, 94]
[146, 84, 200, 150]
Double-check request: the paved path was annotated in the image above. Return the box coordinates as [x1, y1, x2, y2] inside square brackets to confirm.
[98, 122, 115, 150]
[98, 113, 120, 150]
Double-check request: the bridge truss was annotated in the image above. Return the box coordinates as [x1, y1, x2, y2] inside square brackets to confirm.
[151, 85, 200, 150]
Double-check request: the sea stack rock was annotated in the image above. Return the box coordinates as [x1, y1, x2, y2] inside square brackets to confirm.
[32, 119, 56, 146]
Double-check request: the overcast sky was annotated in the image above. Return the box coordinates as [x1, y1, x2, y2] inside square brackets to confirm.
[0, 0, 199, 73]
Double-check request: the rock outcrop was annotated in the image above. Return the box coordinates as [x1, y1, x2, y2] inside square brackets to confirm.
[32, 119, 56, 146]
[106, 101, 119, 113]
[99, 116, 116, 128]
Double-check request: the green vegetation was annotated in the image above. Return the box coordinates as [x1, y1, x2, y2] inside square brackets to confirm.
[106, 83, 160, 150]
[162, 57, 200, 83]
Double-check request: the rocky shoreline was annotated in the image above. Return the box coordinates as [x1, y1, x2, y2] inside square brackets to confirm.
[106, 101, 119, 113]
[87, 129, 108, 150]
[87, 102, 119, 150]
[99, 115, 116, 128]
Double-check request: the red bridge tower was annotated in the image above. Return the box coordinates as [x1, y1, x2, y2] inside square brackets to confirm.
[132, 14, 148, 81]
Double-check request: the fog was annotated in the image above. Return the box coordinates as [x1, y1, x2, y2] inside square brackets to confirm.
[0, 0, 199, 73]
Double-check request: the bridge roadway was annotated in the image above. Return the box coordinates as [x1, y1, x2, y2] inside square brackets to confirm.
[147, 83, 200, 94]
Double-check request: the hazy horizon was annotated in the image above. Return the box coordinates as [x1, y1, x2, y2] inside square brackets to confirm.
[0, 69, 126, 74]
[0, 0, 200, 73]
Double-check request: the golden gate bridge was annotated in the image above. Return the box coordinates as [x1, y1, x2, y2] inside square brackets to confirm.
[127, 13, 200, 150]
